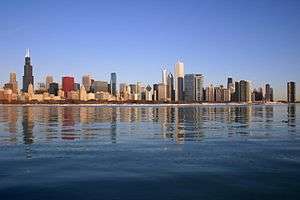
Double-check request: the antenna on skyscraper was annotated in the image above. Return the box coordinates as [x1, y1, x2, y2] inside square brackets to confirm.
[25, 48, 30, 58]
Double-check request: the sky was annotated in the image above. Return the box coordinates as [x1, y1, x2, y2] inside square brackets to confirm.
[0, 0, 299, 100]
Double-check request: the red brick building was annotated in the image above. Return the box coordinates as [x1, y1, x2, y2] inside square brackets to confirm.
[62, 77, 75, 97]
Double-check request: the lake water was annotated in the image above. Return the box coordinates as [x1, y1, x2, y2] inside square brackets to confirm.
[0, 104, 299, 200]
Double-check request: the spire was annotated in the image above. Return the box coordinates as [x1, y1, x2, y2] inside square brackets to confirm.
[25, 48, 30, 58]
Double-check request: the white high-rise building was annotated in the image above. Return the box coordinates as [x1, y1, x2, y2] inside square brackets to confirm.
[174, 61, 184, 101]
[162, 68, 167, 85]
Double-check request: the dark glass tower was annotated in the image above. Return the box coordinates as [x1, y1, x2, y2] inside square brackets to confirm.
[287, 82, 296, 103]
[110, 73, 117, 96]
[22, 49, 34, 92]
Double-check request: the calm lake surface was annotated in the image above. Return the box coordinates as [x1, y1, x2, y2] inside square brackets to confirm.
[0, 104, 299, 200]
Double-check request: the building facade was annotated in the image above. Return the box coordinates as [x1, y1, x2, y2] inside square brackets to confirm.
[287, 81, 296, 103]
[62, 76, 75, 97]
[110, 73, 117, 96]
[22, 49, 34, 92]
[175, 61, 184, 102]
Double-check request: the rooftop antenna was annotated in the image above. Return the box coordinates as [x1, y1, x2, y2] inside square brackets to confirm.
[25, 48, 30, 58]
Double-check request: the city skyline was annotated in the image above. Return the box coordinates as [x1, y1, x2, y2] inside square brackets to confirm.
[0, 49, 297, 103]
[0, 0, 299, 100]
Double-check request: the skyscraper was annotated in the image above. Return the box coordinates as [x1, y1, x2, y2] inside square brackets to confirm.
[49, 82, 59, 96]
[82, 75, 92, 92]
[158, 83, 167, 101]
[287, 82, 296, 103]
[62, 76, 74, 97]
[205, 84, 214, 102]
[175, 61, 184, 102]
[162, 68, 167, 85]
[110, 73, 117, 96]
[9, 72, 18, 93]
[239, 80, 251, 103]
[234, 82, 240, 102]
[265, 84, 273, 102]
[227, 77, 235, 98]
[91, 81, 108, 93]
[46, 76, 53, 90]
[22, 49, 34, 92]
[184, 74, 196, 102]
[195, 74, 204, 102]
[167, 73, 175, 101]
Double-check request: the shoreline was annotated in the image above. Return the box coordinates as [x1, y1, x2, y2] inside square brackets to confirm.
[0, 102, 290, 107]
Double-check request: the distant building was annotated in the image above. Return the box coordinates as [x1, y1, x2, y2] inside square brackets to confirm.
[74, 83, 80, 91]
[205, 85, 214, 102]
[46, 76, 53, 90]
[129, 84, 137, 94]
[22, 49, 34, 92]
[9, 72, 18, 93]
[158, 83, 167, 101]
[227, 77, 235, 99]
[62, 76, 74, 97]
[214, 86, 222, 102]
[37, 82, 46, 91]
[265, 84, 273, 102]
[167, 73, 175, 101]
[287, 82, 296, 103]
[162, 68, 167, 85]
[234, 81, 240, 102]
[110, 73, 117, 96]
[136, 82, 141, 96]
[222, 88, 231, 102]
[195, 74, 204, 102]
[49, 82, 59, 96]
[175, 61, 184, 101]
[253, 88, 263, 102]
[239, 80, 252, 103]
[92, 81, 108, 93]
[82, 75, 92, 92]
[184, 74, 196, 102]
[153, 84, 159, 101]
[79, 86, 87, 101]
[145, 85, 152, 101]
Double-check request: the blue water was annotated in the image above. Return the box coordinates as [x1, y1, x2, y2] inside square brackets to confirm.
[0, 104, 299, 200]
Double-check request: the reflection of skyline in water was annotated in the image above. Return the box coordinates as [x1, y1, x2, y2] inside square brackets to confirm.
[0, 105, 298, 146]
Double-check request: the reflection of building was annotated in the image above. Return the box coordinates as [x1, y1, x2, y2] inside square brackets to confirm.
[22, 107, 34, 145]
[287, 82, 296, 103]
[287, 104, 296, 129]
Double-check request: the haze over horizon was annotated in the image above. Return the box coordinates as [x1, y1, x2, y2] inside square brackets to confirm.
[0, 0, 299, 100]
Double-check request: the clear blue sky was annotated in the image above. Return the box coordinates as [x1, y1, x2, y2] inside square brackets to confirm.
[0, 0, 299, 100]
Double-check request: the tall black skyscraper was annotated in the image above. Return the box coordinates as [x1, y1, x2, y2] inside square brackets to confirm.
[110, 72, 117, 96]
[287, 82, 296, 103]
[22, 49, 34, 92]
